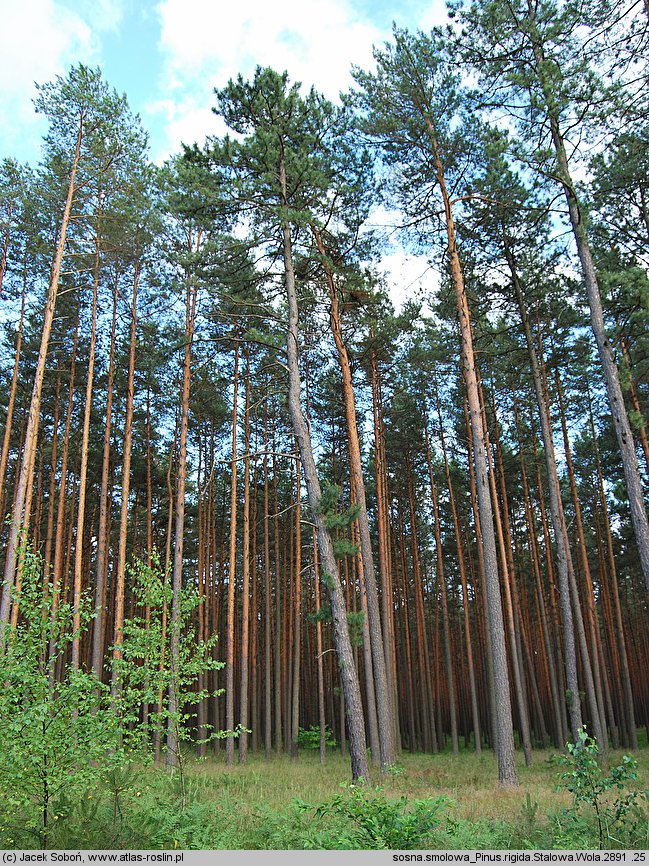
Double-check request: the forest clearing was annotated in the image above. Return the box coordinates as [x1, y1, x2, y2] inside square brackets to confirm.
[1, 0, 649, 851]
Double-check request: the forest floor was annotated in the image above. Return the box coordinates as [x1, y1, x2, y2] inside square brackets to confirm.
[194, 746, 575, 822]
[127, 742, 648, 850]
[4, 742, 648, 850]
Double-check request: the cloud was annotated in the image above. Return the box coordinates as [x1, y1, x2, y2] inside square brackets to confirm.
[144, 94, 226, 163]
[156, 0, 381, 97]
[0, 0, 102, 163]
[149, 0, 385, 156]
[378, 250, 439, 311]
[150, 0, 449, 161]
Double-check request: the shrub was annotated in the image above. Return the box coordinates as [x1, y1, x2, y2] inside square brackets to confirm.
[308, 785, 450, 849]
[0, 549, 125, 849]
[297, 725, 337, 750]
[555, 727, 649, 849]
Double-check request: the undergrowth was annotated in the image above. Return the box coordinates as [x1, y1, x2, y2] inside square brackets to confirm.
[0, 746, 646, 850]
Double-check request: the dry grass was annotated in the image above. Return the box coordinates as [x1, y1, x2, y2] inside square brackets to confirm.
[185, 743, 649, 827]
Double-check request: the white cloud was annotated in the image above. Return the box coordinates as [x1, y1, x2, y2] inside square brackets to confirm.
[144, 94, 226, 163]
[149, 0, 384, 156]
[0, 0, 100, 162]
[378, 250, 438, 311]
[156, 0, 380, 97]
[150, 0, 449, 162]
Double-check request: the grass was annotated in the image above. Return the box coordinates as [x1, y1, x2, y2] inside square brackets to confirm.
[168, 744, 649, 848]
[2, 743, 648, 849]
[191, 743, 648, 815]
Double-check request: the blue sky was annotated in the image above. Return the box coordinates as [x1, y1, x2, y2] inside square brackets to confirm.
[0, 0, 446, 302]
[1, 0, 447, 166]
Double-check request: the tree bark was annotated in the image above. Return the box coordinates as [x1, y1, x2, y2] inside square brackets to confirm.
[110, 258, 139, 698]
[505, 241, 585, 742]
[239, 347, 252, 763]
[313, 225, 396, 770]
[427, 125, 517, 784]
[167, 238, 199, 765]
[91, 276, 119, 679]
[530, 21, 649, 595]
[434, 384, 481, 753]
[72, 207, 101, 671]
[225, 342, 239, 767]
[1, 117, 83, 638]
[0, 253, 27, 521]
[280, 160, 369, 782]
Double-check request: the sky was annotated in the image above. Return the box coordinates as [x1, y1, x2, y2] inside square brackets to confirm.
[0, 0, 449, 302]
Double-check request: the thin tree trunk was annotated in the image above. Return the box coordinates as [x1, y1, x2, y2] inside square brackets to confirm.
[554, 369, 609, 748]
[313, 225, 396, 769]
[0, 253, 27, 520]
[280, 157, 368, 781]
[72, 208, 101, 671]
[263, 397, 273, 760]
[273, 426, 283, 756]
[225, 342, 239, 767]
[406, 455, 437, 753]
[371, 347, 401, 751]
[505, 241, 584, 742]
[239, 348, 252, 763]
[91, 276, 119, 679]
[313, 528, 327, 763]
[290, 447, 301, 758]
[478, 377, 533, 766]
[167, 241, 199, 765]
[424, 425, 459, 755]
[110, 258, 139, 698]
[48, 316, 80, 659]
[464, 398, 498, 752]
[1, 118, 83, 637]
[587, 390, 638, 749]
[531, 26, 649, 594]
[434, 382, 481, 752]
[427, 126, 516, 783]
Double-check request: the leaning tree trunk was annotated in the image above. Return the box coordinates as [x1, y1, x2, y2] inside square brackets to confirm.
[312, 225, 396, 771]
[532, 30, 649, 597]
[280, 164, 368, 782]
[0, 118, 83, 641]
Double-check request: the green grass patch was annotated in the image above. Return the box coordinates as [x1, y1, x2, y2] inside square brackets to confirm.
[1, 747, 647, 850]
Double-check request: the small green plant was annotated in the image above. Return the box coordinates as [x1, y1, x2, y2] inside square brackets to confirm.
[557, 726, 649, 849]
[502, 792, 546, 849]
[308, 784, 449, 849]
[0, 547, 126, 848]
[114, 553, 225, 808]
[297, 725, 337, 750]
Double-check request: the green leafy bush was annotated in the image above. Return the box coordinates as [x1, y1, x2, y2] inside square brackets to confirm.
[297, 725, 337, 750]
[308, 785, 450, 849]
[555, 727, 649, 849]
[0, 549, 125, 848]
